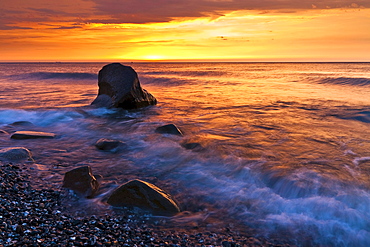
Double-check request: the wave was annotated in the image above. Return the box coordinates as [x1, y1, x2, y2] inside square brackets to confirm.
[0, 107, 134, 127]
[143, 70, 228, 78]
[0, 108, 86, 127]
[9, 72, 97, 81]
[318, 77, 370, 86]
[179, 70, 228, 77]
[140, 76, 197, 86]
[333, 110, 370, 123]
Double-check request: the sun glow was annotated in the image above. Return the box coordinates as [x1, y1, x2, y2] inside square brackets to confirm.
[0, 3, 369, 62]
[143, 55, 165, 60]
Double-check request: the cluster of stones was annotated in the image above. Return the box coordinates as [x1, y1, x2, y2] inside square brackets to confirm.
[0, 123, 198, 217]
[0, 63, 205, 215]
[0, 163, 273, 246]
[0, 63, 287, 246]
[62, 165, 180, 216]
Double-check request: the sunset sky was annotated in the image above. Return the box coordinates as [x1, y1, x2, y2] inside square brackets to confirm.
[1, 0, 369, 62]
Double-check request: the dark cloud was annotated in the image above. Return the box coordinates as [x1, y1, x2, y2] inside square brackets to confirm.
[0, 23, 33, 30]
[0, 0, 94, 30]
[0, 0, 369, 30]
[53, 25, 84, 29]
[89, 0, 370, 23]
[28, 8, 66, 15]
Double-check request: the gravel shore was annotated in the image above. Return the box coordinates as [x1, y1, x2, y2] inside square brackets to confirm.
[0, 162, 292, 247]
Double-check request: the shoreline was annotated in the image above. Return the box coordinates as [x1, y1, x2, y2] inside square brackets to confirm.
[0, 162, 292, 247]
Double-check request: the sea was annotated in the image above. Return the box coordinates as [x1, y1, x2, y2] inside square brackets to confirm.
[0, 62, 369, 246]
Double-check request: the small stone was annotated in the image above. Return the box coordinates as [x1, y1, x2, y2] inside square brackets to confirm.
[11, 121, 34, 126]
[62, 166, 100, 198]
[181, 142, 203, 151]
[11, 131, 56, 140]
[155, 124, 183, 136]
[15, 224, 23, 234]
[0, 129, 9, 135]
[222, 241, 239, 247]
[94, 138, 127, 151]
[0, 147, 33, 162]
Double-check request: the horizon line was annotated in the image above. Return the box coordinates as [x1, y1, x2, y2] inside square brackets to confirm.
[0, 59, 369, 63]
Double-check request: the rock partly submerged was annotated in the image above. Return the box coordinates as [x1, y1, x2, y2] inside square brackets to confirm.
[10, 121, 34, 126]
[94, 138, 127, 152]
[155, 124, 183, 136]
[62, 166, 100, 198]
[181, 142, 204, 151]
[0, 147, 33, 162]
[0, 129, 9, 135]
[91, 63, 157, 109]
[107, 179, 180, 215]
[11, 131, 56, 140]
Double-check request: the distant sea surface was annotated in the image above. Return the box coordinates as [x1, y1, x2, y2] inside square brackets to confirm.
[1, 62, 370, 246]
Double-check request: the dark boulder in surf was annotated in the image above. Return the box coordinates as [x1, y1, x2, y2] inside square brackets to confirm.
[11, 131, 56, 139]
[0, 147, 33, 162]
[155, 124, 183, 136]
[62, 166, 100, 198]
[95, 138, 127, 152]
[91, 63, 157, 109]
[107, 179, 180, 215]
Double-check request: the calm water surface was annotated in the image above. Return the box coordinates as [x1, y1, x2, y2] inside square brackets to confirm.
[0, 62, 370, 246]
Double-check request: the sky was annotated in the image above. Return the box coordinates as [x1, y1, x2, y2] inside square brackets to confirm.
[1, 0, 369, 62]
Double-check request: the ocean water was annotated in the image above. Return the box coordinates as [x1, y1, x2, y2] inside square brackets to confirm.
[1, 62, 370, 246]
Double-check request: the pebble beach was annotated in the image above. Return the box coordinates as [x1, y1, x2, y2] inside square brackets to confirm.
[0, 162, 291, 247]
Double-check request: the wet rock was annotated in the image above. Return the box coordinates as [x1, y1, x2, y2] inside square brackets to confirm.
[107, 179, 180, 215]
[62, 166, 100, 198]
[11, 131, 56, 139]
[11, 121, 34, 126]
[222, 240, 239, 247]
[91, 63, 157, 109]
[95, 138, 127, 152]
[155, 124, 183, 136]
[181, 142, 204, 151]
[0, 129, 9, 135]
[0, 147, 33, 162]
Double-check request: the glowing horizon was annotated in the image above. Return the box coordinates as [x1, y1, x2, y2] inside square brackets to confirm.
[1, 0, 369, 62]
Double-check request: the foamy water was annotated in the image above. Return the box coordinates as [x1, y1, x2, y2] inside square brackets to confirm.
[0, 62, 370, 246]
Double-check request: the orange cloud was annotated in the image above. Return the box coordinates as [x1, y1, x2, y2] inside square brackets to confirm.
[0, 0, 369, 61]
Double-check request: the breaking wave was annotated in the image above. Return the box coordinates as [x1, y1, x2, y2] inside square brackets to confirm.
[142, 69, 228, 78]
[318, 77, 370, 86]
[9, 72, 97, 80]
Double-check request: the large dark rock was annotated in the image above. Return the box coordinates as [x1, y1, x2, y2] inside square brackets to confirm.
[62, 166, 100, 198]
[0, 147, 33, 162]
[107, 179, 180, 215]
[91, 63, 157, 109]
[11, 131, 56, 139]
[155, 124, 183, 136]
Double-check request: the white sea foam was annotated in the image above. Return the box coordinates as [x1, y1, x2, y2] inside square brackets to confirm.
[0, 108, 85, 127]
